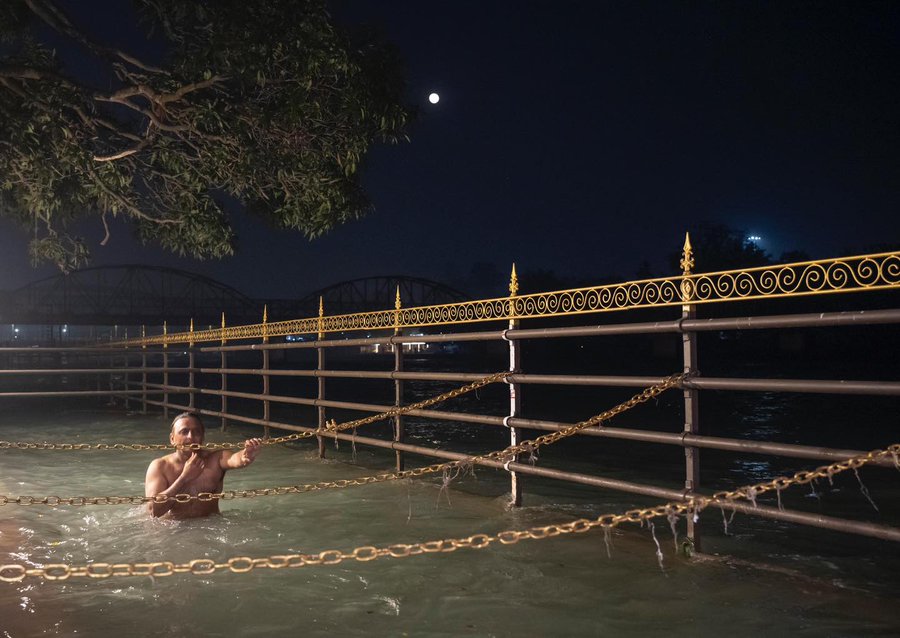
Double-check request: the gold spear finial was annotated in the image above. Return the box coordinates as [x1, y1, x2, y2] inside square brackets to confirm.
[189, 318, 194, 347]
[509, 263, 519, 297]
[221, 312, 226, 345]
[680, 232, 695, 304]
[394, 285, 402, 334]
[317, 296, 324, 340]
[680, 232, 694, 275]
[163, 321, 167, 349]
[262, 304, 269, 343]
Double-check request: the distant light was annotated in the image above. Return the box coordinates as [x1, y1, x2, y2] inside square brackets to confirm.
[747, 235, 762, 242]
[428, 92, 440, 104]
[14, 328, 19, 333]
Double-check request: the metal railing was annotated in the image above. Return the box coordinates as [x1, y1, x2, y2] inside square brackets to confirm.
[2, 237, 899, 552]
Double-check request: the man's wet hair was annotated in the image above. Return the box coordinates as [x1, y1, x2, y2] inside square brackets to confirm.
[170, 411, 205, 433]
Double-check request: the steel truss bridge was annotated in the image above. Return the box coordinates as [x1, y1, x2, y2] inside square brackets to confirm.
[0, 265, 469, 328]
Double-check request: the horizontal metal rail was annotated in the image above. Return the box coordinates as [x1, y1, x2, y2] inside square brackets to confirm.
[199, 331, 506, 353]
[126, 381, 192, 393]
[193, 308, 900, 353]
[0, 389, 165, 398]
[684, 377, 900, 396]
[0, 367, 195, 376]
[0, 347, 138, 353]
[506, 417, 898, 468]
[514, 308, 900, 339]
[129, 393, 900, 543]
[123, 383, 896, 467]
[122, 365, 900, 396]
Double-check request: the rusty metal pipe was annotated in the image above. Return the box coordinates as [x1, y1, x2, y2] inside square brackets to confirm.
[126, 383, 897, 466]
[0, 389, 165, 398]
[200, 330, 506, 353]
[0, 367, 195, 375]
[685, 377, 900, 396]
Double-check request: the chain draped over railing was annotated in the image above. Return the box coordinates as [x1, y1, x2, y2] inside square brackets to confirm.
[0, 371, 512, 452]
[0, 374, 684, 507]
[2, 442, 897, 582]
[109, 251, 900, 346]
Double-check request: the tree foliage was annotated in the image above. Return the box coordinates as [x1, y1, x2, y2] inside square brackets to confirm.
[667, 222, 772, 273]
[0, 0, 411, 271]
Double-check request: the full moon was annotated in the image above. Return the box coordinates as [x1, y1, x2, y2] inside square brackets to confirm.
[428, 92, 440, 104]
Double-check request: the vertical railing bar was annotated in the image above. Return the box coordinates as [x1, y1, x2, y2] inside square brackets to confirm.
[188, 319, 196, 411]
[680, 233, 701, 553]
[141, 325, 147, 414]
[317, 297, 326, 458]
[508, 264, 524, 507]
[262, 305, 270, 439]
[394, 287, 405, 472]
[162, 321, 169, 420]
[220, 313, 228, 431]
[121, 345, 129, 412]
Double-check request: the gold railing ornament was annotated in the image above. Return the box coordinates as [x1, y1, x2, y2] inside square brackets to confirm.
[3, 442, 897, 582]
[262, 305, 269, 344]
[317, 296, 324, 340]
[394, 286, 401, 334]
[189, 318, 194, 348]
[508, 263, 519, 318]
[680, 232, 695, 304]
[221, 312, 226, 345]
[109, 245, 900, 348]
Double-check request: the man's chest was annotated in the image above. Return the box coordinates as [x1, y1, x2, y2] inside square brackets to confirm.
[165, 460, 225, 493]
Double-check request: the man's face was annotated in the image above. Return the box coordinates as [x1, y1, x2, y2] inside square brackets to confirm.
[170, 416, 204, 447]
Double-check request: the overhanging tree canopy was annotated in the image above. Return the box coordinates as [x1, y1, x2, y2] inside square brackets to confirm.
[0, 0, 411, 271]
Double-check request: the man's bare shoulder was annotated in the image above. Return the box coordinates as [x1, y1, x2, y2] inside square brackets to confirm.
[147, 454, 176, 474]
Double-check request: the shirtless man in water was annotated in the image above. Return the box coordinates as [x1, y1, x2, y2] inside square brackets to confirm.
[144, 412, 262, 519]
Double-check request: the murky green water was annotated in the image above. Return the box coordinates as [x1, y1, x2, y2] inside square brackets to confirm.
[2, 404, 900, 637]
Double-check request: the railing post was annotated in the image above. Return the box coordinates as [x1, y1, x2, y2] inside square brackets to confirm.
[141, 325, 147, 414]
[121, 338, 128, 411]
[680, 233, 701, 553]
[262, 305, 270, 438]
[162, 321, 169, 419]
[508, 264, 524, 507]
[220, 312, 228, 431]
[188, 318, 196, 410]
[394, 286, 405, 472]
[316, 297, 326, 458]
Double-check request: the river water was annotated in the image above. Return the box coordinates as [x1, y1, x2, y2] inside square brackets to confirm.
[2, 382, 900, 638]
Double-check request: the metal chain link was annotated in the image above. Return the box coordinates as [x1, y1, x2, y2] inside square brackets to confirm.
[0, 371, 512, 452]
[3, 441, 897, 582]
[0, 374, 683, 507]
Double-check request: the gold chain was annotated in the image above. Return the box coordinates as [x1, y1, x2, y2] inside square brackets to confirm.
[0, 371, 512, 452]
[0, 374, 683, 507]
[3, 442, 897, 583]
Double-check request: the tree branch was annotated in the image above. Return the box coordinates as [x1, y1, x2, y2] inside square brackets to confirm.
[85, 165, 181, 226]
[99, 211, 110, 245]
[24, 0, 168, 75]
[93, 137, 152, 162]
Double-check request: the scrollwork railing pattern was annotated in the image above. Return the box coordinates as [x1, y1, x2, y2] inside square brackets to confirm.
[120, 251, 899, 346]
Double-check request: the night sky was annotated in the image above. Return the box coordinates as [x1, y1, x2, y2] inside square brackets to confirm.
[1, 1, 898, 299]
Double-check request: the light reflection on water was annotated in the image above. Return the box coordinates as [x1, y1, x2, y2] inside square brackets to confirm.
[0, 406, 899, 636]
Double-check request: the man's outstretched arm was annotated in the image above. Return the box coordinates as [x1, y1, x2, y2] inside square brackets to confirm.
[221, 438, 263, 470]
